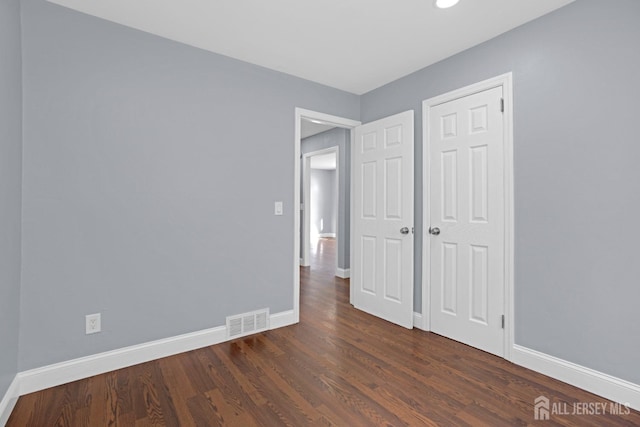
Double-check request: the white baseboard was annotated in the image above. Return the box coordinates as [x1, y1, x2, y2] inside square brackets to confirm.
[17, 310, 297, 398]
[318, 233, 336, 238]
[0, 375, 19, 427]
[269, 310, 296, 330]
[10, 312, 639, 421]
[512, 344, 640, 412]
[413, 312, 423, 329]
[336, 268, 350, 279]
[19, 325, 225, 396]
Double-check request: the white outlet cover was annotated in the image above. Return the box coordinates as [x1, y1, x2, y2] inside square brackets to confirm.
[274, 201, 283, 215]
[85, 313, 101, 334]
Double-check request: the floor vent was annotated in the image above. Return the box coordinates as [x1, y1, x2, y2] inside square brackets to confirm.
[226, 308, 270, 339]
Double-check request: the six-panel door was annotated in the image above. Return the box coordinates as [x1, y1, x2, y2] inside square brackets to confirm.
[428, 87, 506, 356]
[352, 111, 414, 329]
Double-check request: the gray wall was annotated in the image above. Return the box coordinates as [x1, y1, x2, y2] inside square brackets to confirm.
[19, 0, 359, 371]
[310, 169, 337, 236]
[301, 128, 351, 269]
[0, 0, 23, 398]
[361, 0, 640, 384]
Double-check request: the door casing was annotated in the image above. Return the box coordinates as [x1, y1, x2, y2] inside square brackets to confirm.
[421, 73, 515, 360]
[294, 108, 361, 323]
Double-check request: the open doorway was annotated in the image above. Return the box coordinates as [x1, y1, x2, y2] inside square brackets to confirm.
[301, 146, 339, 274]
[293, 109, 360, 323]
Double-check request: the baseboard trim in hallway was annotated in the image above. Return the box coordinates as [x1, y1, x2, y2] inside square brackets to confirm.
[336, 267, 350, 278]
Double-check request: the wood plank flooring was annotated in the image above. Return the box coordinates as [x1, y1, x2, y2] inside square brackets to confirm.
[8, 238, 640, 426]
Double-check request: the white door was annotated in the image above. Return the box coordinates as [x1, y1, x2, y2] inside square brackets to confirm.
[428, 87, 505, 356]
[352, 111, 414, 329]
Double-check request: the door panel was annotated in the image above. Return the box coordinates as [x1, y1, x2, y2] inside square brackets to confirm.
[362, 162, 377, 218]
[441, 150, 458, 221]
[361, 236, 376, 294]
[353, 111, 414, 329]
[429, 87, 505, 356]
[385, 157, 402, 219]
[441, 242, 458, 315]
[384, 238, 402, 301]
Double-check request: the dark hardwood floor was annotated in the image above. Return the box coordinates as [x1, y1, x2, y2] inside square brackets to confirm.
[8, 238, 640, 426]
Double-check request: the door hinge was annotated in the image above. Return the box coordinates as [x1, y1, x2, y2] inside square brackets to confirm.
[501, 314, 505, 329]
[500, 98, 504, 113]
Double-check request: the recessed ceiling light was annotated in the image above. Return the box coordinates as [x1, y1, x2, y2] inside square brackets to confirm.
[435, 0, 460, 9]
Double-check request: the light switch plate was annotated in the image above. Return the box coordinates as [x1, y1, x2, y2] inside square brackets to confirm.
[274, 201, 283, 215]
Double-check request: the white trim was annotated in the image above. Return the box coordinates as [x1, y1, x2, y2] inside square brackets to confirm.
[336, 268, 350, 279]
[18, 327, 225, 395]
[421, 95, 431, 332]
[269, 310, 296, 330]
[295, 108, 361, 322]
[503, 74, 515, 361]
[295, 111, 302, 321]
[348, 128, 357, 305]
[512, 345, 640, 412]
[413, 312, 423, 329]
[317, 233, 336, 238]
[0, 375, 19, 426]
[421, 73, 514, 359]
[16, 310, 296, 397]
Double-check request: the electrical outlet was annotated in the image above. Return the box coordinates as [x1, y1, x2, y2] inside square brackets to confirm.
[85, 313, 101, 334]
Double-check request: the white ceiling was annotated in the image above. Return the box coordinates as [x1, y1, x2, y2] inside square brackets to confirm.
[310, 153, 337, 171]
[47, 0, 575, 95]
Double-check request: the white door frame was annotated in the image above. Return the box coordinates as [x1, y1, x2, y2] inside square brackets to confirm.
[301, 146, 339, 269]
[421, 73, 515, 360]
[294, 108, 361, 323]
